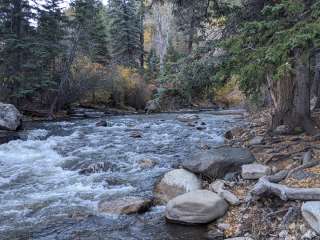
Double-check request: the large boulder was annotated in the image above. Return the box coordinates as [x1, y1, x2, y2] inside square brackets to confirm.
[183, 147, 256, 179]
[0, 103, 22, 131]
[301, 201, 320, 234]
[98, 196, 152, 215]
[154, 169, 201, 204]
[165, 190, 228, 224]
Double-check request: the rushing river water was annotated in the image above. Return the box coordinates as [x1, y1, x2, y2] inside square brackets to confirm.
[0, 111, 245, 240]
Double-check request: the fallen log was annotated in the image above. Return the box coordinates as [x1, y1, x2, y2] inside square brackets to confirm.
[249, 170, 320, 201]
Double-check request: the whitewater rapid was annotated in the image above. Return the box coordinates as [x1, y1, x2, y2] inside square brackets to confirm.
[0, 111, 244, 240]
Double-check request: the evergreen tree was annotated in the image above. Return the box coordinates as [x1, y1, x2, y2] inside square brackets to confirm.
[171, 0, 211, 53]
[108, 0, 143, 68]
[221, 0, 320, 133]
[0, 0, 38, 102]
[36, 0, 67, 94]
[71, 0, 110, 65]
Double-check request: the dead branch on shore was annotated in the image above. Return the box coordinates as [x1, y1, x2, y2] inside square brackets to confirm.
[248, 169, 320, 201]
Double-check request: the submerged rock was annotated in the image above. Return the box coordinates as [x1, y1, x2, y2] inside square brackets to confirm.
[224, 127, 245, 140]
[183, 147, 255, 179]
[98, 196, 152, 215]
[165, 190, 228, 224]
[0, 103, 22, 131]
[196, 126, 206, 131]
[176, 114, 200, 122]
[138, 159, 157, 169]
[241, 163, 271, 180]
[0, 130, 20, 144]
[130, 131, 143, 138]
[79, 162, 111, 175]
[96, 120, 112, 127]
[154, 169, 201, 204]
[301, 201, 320, 234]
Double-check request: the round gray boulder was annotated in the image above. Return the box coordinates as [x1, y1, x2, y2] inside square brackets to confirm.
[165, 190, 228, 224]
[0, 103, 22, 131]
[154, 169, 201, 204]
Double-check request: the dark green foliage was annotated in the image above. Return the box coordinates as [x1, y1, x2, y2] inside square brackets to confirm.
[146, 48, 159, 81]
[108, 0, 143, 68]
[220, 0, 320, 97]
[171, 0, 210, 52]
[35, 0, 67, 92]
[71, 0, 110, 65]
[0, 0, 42, 101]
[159, 41, 222, 102]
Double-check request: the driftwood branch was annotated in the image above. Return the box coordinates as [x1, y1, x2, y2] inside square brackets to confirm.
[248, 170, 320, 201]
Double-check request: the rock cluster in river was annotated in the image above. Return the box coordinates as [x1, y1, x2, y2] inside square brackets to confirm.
[160, 110, 320, 239]
[160, 145, 260, 226]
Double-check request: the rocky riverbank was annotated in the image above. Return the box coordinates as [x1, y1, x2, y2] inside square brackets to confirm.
[155, 110, 320, 240]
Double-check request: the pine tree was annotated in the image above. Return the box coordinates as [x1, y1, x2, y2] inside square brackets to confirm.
[0, 0, 38, 102]
[71, 0, 110, 65]
[171, 0, 211, 54]
[36, 0, 67, 93]
[222, 0, 320, 133]
[108, 0, 143, 68]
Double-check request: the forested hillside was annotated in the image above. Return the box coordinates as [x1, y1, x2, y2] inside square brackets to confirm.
[1, 0, 320, 127]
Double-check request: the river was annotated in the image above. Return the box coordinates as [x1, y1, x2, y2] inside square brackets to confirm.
[0, 111, 244, 240]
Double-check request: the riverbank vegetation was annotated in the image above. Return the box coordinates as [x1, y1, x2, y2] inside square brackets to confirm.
[1, 0, 320, 131]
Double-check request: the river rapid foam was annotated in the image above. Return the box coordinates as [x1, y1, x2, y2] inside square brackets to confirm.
[0, 111, 244, 240]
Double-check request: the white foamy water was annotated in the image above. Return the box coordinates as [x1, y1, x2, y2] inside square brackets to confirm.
[0, 111, 244, 240]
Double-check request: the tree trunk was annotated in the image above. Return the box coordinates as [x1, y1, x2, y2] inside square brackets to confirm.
[312, 50, 320, 108]
[139, 0, 145, 70]
[48, 27, 80, 118]
[269, 48, 317, 134]
[187, 14, 195, 54]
